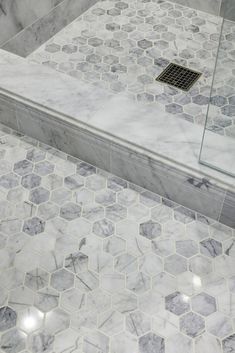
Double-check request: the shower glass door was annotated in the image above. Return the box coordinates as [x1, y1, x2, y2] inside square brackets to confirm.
[199, 0, 235, 177]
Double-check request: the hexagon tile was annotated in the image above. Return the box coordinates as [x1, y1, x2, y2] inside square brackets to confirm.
[0, 124, 235, 353]
[28, 0, 235, 136]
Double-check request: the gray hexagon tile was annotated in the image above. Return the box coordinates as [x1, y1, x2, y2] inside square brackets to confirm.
[165, 292, 190, 316]
[50, 269, 74, 292]
[28, 0, 234, 136]
[180, 312, 205, 337]
[1, 328, 26, 353]
[191, 292, 217, 316]
[25, 268, 49, 291]
[139, 332, 165, 353]
[126, 310, 151, 337]
[0, 125, 234, 353]
[0, 306, 17, 331]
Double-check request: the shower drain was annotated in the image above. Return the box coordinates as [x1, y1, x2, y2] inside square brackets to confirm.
[156, 63, 202, 91]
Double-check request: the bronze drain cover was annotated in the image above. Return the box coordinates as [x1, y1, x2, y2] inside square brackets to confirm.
[156, 63, 202, 91]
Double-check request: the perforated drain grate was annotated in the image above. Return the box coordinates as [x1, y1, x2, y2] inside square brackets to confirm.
[156, 63, 202, 91]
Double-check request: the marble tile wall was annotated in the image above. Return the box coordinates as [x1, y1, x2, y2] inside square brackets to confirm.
[0, 94, 234, 228]
[1, 0, 98, 57]
[0, 0, 63, 46]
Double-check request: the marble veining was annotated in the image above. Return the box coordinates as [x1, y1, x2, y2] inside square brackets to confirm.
[0, 0, 64, 46]
[29, 0, 223, 131]
[0, 125, 234, 353]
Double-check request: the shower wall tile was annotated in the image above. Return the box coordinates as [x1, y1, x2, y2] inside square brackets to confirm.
[2, 0, 98, 57]
[0, 0, 58, 46]
[220, 191, 235, 228]
[171, 0, 221, 16]
[220, 0, 235, 21]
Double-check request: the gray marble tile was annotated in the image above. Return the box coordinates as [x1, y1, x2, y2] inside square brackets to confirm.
[23, 217, 45, 236]
[25, 268, 49, 291]
[28, 331, 54, 353]
[139, 220, 162, 240]
[222, 334, 235, 353]
[44, 307, 70, 335]
[0, 0, 55, 45]
[98, 310, 124, 336]
[0, 97, 18, 130]
[126, 310, 151, 337]
[165, 292, 190, 316]
[15, 107, 111, 172]
[50, 269, 74, 292]
[0, 306, 17, 332]
[113, 290, 138, 314]
[195, 333, 222, 353]
[170, 0, 221, 16]
[65, 252, 88, 273]
[0, 328, 26, 353]
[84, 331, 109, 353]
[0, 48, 233, 229]
[0, 125, 234, 353]
[180, 312, 205, 337]
[200, 238, 222, 258]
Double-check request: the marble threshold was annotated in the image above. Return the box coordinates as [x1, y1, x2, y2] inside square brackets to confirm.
[0, 49, 234, 227]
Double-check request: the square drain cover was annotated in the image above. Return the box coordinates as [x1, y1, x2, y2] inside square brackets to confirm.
[156, 63, 202, 91]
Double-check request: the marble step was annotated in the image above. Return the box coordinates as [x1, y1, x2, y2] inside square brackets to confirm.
[0, 49, 234, 228]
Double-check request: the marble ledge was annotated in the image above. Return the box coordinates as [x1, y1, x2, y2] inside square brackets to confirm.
[0, 93, 234, 227]
[0, 49, 234, 227]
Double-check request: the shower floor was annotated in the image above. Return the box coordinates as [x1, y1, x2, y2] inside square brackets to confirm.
[28, 0, 235, 137]
[0, 124, 234, 353]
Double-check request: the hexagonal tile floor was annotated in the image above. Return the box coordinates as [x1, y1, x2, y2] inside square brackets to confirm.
[28, 0, 235, 137]
[0, 124, 235, 353]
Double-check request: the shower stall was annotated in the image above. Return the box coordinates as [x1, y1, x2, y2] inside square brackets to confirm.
[199, 0, 235, 177]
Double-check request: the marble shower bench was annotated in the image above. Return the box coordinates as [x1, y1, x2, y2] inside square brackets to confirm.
[0, 49, 234, 228]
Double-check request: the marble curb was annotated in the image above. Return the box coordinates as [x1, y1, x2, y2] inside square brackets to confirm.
[0, 89, 234, 228]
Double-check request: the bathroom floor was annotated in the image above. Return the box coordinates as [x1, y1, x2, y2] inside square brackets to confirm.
[28, 0, 235, 136]
[0, 124, 234, 353]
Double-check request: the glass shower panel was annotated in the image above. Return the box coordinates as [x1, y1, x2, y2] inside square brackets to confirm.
[199, 1, 235, 177]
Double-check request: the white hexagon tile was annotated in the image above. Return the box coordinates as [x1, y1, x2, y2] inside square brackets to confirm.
[28, 0, 235, 136]
[0, 121, 235, 353]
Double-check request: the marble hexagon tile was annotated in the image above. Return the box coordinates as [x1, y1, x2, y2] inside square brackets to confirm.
[0, 123, 234, 353]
